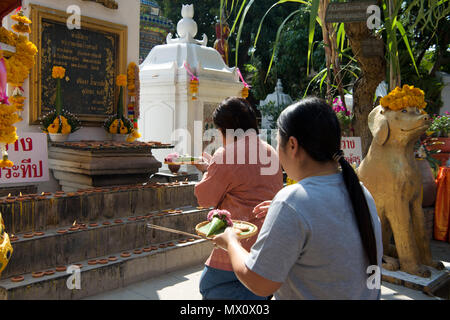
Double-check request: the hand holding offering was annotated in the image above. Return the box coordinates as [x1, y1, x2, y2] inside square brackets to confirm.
[196, 209, 258, 240]
[206, 209, 233, 237]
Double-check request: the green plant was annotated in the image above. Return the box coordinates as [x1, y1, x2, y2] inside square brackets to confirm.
[415, 137, 442, 178]
[258, 101, 289, 129]
[427, 113, 450, 138]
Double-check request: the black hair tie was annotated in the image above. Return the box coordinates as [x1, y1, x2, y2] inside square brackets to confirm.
[332, 150, 344, 162]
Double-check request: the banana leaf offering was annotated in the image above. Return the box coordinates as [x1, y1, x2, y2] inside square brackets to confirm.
[205, 209, 233, 237]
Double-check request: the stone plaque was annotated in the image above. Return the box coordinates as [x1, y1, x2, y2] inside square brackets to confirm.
[29, 4, 128, 125]
[325, 1, 377, 23]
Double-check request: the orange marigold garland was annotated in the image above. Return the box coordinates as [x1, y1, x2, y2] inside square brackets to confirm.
[189, 78, 199, 101]
[0, 10, 37, 168]
[11, 9, 32, 35]
[126, 62, 141, 142]
[380, 84, 427, 111]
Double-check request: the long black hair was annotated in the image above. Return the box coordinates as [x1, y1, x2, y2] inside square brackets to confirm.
[277, 97, 378, 267]
[213, 97, 259, 134]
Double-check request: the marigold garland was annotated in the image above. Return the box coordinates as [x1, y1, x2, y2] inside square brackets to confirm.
[380, 84, 427, 111]
[1, 27, 38, 88]
[11, 10, 32, 35]
[242, 86, 249, 99]
[0, 11, 37, 167]
[125, 62, 141, 142]
[189, 79, 199, 101]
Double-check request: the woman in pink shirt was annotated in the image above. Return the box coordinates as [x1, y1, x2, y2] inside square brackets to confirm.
[195, 97, 283, 300]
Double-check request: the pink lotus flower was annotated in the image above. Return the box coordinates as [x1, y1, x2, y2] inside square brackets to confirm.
[164, 152, 179, 162]
[207, 209, 233, 227]
[0, 55, 8, 105]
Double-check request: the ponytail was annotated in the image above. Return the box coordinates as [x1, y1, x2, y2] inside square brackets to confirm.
[278, 97, 378, 268]
[335, 151, 378, 267]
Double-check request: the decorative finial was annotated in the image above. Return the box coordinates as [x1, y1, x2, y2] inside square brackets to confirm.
[167, 4, 208, 46]
[275, 79, 283, 92]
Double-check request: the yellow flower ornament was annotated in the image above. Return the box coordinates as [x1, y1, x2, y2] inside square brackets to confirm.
[380, 85, 427, 111]
[116, 75, 127, 87]
[52, 66, 66, 79]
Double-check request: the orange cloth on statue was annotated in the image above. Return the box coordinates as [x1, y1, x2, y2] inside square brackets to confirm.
[434, 167, 450, 242]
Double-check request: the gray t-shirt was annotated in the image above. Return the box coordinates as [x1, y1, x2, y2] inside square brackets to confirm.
[245, 173, 383, 300]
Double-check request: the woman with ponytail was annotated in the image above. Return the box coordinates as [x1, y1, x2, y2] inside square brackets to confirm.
[213, 97, 383, 300]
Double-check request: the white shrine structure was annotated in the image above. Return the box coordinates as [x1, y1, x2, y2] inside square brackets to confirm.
[259, 79, 293, 129]
[139, 4, 244, 168]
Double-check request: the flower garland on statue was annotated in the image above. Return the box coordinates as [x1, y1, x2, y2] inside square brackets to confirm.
[103, 74, 141, 141]
[40, 66, 81, 135]
[380, 84, 427, 111]
[0, 9, 37, 167]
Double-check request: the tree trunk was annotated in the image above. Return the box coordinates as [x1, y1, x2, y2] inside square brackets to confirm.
[344, 22, 386, 157]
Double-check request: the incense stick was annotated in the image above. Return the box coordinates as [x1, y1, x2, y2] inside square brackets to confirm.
[147, 224, 206, 240]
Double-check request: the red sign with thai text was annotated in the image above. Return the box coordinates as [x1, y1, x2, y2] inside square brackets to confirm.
[0, 133, 49, 183]
[341, 137, 363, 166]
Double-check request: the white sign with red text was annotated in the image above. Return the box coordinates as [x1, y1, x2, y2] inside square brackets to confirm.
[341, 137, 363, 166]
[0, 133, 49, 184]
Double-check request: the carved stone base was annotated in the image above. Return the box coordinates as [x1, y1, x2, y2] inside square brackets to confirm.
[48, 141, 168, 192]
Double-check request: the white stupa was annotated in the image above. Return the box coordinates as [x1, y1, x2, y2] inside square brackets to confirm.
[139, 4, 244, 165]
[259, 79, 293, 129]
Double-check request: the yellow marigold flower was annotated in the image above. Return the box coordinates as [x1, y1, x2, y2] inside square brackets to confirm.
[116, 75, 127, 87]
[10, 95, 26, 104]
[12, 23, 31, 34]
[132, 130, 141, 139]
[53, 117, 60, 125]
[109, 124, 118, 134]
[380, 84, 427, 111]
[11, 14, 32, 25]
[120, 126, 128, 134]
[112, 119, 120, 126]
[47, 124, 59, 134]
[61, 124, 72, 134]
[52, 66, 66, 79]
[0, 159, 14, 168]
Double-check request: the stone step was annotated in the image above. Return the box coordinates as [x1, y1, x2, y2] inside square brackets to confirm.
[2, 206, 210, 279]
[0, 238, 213, 300]
[0, 182, 198, 235]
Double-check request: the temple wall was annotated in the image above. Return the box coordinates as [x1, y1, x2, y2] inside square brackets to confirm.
[1, 0, 140, 192]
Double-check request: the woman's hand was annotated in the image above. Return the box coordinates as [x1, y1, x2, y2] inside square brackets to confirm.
[253, 201, 272, 219]
[212, 227, 240, 251]
[194, 152, 212, 173]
